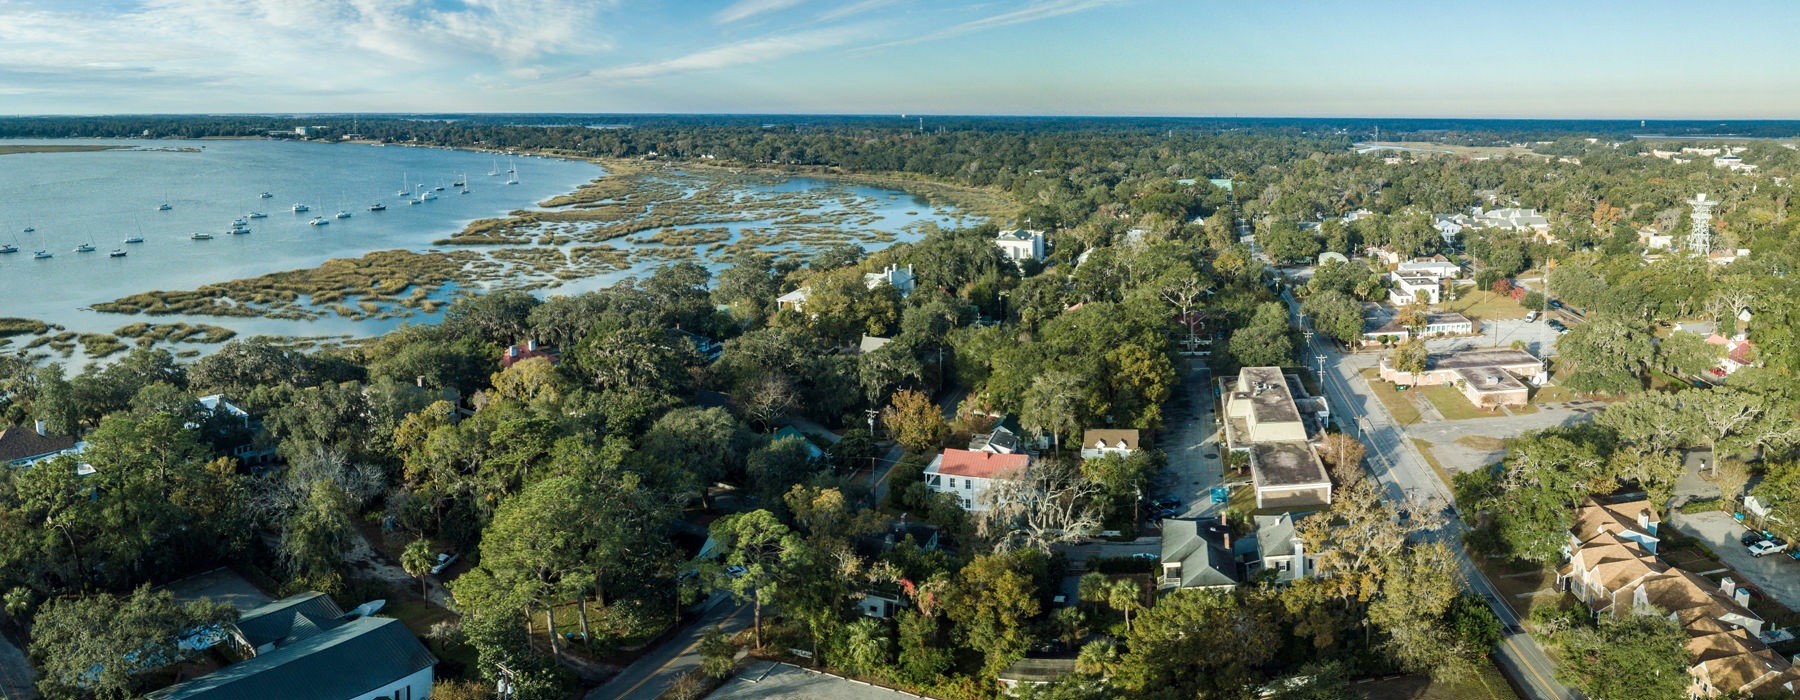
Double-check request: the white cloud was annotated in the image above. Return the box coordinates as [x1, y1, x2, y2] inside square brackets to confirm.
[714, 0, 809, 25]
[587, 24, 868, 83]
[863, 0, 1128, 51]
[0, 0, 614, 110]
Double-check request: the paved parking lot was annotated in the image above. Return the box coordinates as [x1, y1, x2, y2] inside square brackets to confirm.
[1423, 318, 1560, 358]
[1672, 510, 1800, 612]
[1156, 364, 1226, 518]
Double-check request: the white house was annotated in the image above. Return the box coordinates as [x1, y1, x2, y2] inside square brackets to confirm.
[863, 264, 916, 296]
[1078, 429, 1139, 460]
[1253, 512, 1316, 584]
[776, 286, 810, 312]
[1389, 273, 1441, 305]
[1396, 255, 1460, 279]
[994, 229, 1045, 264]
[923, 448, 1030, 512]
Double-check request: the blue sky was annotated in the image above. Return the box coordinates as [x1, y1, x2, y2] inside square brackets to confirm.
[2, 0, 1798, 117]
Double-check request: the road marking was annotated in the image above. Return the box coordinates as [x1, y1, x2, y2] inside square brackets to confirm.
[601, 602, 751, 700]
[1503, 635, 1561, 698]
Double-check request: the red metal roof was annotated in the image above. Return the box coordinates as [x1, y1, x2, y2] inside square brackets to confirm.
[933, 448, 1029, 479]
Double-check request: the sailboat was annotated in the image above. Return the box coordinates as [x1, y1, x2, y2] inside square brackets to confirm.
[74, 243, 95, 253]
[309, 217, 329, 226]
[369, 202, 387, 212]
[109, 249, 127, 258]
[33, 250, 51, 259]
[259, 191, 273, 199]
[397, 172, 411, 198]
[248, 212, 269, 219]
[0, 243, 15, 254]
[292, 203, 311, 213]
[158, 202, 172, 212]
[487, 157, 499, 177]
[506, 158, 519, 185]
[190, 232, 213, 240]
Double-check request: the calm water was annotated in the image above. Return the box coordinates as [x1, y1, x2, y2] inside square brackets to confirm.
[0, 138, 968, 357]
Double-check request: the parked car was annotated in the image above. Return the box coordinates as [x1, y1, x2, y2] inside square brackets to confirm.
[1548, 299, 1563, 309]
[430, 552, 458, 575]
[1749, 538, 1789, 557]
[1741, 530, 1770, 546]
[1149, 496, 1181, 510]
[1523, 311, 1539, 322]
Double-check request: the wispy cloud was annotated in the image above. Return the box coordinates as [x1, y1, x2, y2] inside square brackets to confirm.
[815, 0, 897, 22]
[587, 24, 868, 82]
[714, 0, 809, 24]
[862, 0, 1128, 51]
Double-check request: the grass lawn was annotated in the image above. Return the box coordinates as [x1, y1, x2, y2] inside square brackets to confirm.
[1361, 368, 1423, 426]
[1442, 290, 1528, 321]
[1455, 436, 1512, 452]
[1530, 384, 1577, 404]
[1411, 439, 1457, 487]
[1417, 383, 1505, 421]
[1358, 656, 1519, 700]
[1504, 402, 1539, 416]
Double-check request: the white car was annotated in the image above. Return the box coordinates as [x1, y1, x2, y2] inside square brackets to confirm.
[430, 552, 459, 575]
[1749, 539, 1789, 557]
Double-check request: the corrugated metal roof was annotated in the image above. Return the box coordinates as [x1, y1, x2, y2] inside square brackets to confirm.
[233, 592, 344, 650]
[150, 617, 435, 700]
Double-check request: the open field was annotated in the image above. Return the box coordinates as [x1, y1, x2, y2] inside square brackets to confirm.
[1418, 383, 1502, 421]
[1442, 290, 1528, 321]
[1357, 141, 1548, 160]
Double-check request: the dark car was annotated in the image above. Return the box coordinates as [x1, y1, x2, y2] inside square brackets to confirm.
[1149, 496, 1181, 510]
[1549, 299, 1564, 308]
[1546, 319, 1566, 331]
[1743, 530, 1771, 546]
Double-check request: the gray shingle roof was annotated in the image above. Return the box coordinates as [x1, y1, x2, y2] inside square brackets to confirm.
[1161, 518, 1239, 588]
[150, 617, 435, 700]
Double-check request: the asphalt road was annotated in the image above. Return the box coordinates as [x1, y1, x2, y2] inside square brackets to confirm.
[585, 596, 752, 700]
[1285, 288, 1576, 700]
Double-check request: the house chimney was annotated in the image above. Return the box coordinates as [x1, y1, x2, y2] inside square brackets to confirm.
[417, 375, 426, 388]
[508, 345, 518, 358]
[34, 420, 45, 436]
[1637, 510, 1651, 530]
[1722, 577, 1737, 596]
[1222, 531, 1230, 550]
[1293, 537, 1308, 579]
[527, 339, 537, 352]
[1735, 588, 1752, 608]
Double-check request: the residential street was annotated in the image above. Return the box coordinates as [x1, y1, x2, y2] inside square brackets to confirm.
[584, 596, 752, 700]
[1284, 289, 1576, 700]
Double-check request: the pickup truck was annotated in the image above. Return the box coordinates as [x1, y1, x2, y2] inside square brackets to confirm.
[1749, 538, 1789, 557]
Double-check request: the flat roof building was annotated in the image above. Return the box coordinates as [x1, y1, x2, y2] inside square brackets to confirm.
[1248, 442, 1333, 509]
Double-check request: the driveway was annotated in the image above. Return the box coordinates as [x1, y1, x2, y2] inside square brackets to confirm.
[1156, 363, 1226, 518]
[1672, 510, 1800, 612]
[1058, 538, 1159, 571]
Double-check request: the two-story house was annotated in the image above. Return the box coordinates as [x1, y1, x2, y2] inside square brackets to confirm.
[1077, 429, 1139, 460]
[923, 448, 1030, 512]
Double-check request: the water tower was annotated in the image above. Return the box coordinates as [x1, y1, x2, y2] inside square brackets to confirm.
[1686, 193, 1715, 256]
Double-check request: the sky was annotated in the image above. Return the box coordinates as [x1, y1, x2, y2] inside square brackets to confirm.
[3, 0, 1800, 118]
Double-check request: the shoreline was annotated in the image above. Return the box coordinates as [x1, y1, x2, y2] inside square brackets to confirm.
[1, 137, 996, 365]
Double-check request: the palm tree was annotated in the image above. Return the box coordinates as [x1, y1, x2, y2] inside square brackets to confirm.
[840, 618, 891, 677]
[401, 538, 434, 599]
[1105, 578, 1141, 634]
